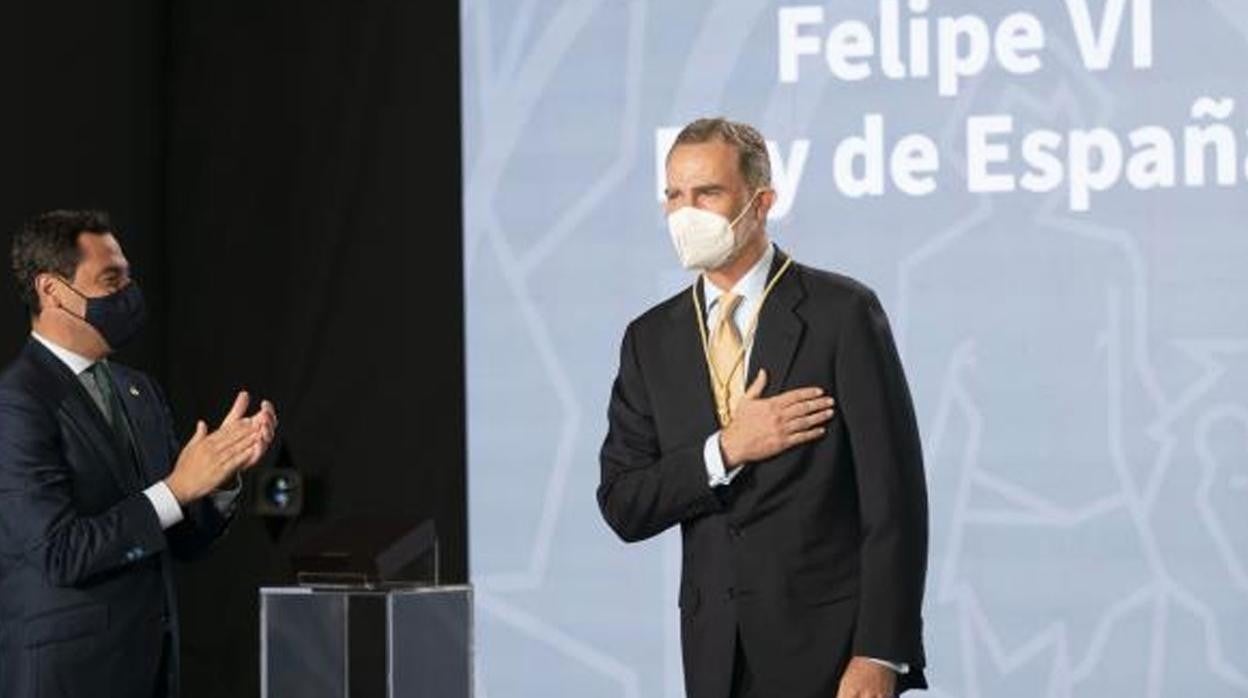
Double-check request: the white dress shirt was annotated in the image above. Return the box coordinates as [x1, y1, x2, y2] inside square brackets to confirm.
[693, 250, 910, 676]
[31, 332, 185, 529]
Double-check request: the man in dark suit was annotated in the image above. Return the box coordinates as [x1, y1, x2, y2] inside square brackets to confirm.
[0, 210, 277, 698]
[598, 119, 928, 698]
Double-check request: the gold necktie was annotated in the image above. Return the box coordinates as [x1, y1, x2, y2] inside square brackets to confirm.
[709, 292, 745, 426]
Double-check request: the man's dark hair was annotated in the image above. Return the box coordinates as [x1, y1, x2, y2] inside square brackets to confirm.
[670, 117, 772, 190]
[11, 210, 116, 314]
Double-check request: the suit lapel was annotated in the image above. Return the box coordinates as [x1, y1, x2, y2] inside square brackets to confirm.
[663, 278, 721, 438]
[61, 394, 142, 493]
[25, 342, 142, 493]
[106, 367, 163, 483]
[748, 249, 806, 397]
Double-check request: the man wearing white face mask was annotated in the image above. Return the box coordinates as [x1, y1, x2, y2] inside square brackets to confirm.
[598, 118, 929, 698]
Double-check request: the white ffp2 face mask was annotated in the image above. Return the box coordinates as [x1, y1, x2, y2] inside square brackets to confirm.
[666, 191, 761, 271]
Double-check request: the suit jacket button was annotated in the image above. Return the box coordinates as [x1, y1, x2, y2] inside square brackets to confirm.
[725, 587, 736, 600]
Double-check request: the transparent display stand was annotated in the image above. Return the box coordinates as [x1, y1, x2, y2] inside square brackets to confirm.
[260, 585, 472, 698]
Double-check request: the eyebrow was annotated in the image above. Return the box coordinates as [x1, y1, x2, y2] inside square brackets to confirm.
[665, 183, 727, 197]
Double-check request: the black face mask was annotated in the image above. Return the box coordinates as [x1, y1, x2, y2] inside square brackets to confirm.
[58, 280, 147, 350]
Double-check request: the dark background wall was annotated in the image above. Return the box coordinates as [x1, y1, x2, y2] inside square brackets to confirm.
[0, 0, 167, 371]
[0, 2, 465, 696]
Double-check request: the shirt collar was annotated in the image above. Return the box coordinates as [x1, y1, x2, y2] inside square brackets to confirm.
[702, 242, 776, 312]
[31, 331, 96, 376]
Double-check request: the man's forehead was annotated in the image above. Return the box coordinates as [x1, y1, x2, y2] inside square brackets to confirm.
[666, 140, 741, 183]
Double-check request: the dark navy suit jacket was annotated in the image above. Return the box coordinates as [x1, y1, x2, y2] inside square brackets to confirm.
[0, 339, 230, 698]
[599, 250, 929, 698]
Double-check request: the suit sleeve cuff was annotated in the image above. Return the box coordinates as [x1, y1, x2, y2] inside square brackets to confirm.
[143, 481, 185, 530]
[210, 475, 243, 517]
[864, 657, 910, 674]
[703, 432, 743, 487]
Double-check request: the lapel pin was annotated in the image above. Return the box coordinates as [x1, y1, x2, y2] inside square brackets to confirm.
[129, 386, 141, 398]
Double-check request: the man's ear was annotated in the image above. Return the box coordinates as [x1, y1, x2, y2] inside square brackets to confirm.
[755, 188, 777, 222]
[35, 273, 65, 311]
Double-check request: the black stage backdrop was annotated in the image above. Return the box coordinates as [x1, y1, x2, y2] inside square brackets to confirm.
[0, 2, 466, 696]
[0, 0, 167, 371]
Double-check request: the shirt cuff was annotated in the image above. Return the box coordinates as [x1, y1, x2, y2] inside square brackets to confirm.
[143, 481, 185, 530]
[865, 657, 910, 674]
[210, 475, 243, 516]
[703, 432, 743, 487]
